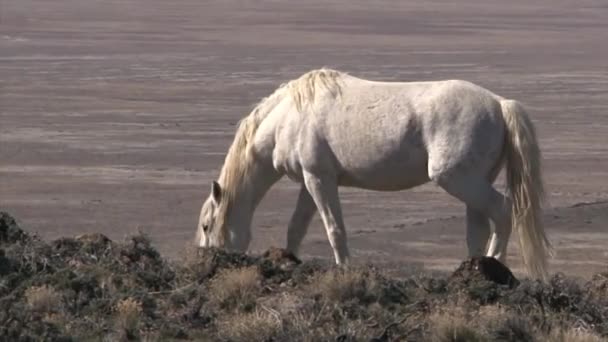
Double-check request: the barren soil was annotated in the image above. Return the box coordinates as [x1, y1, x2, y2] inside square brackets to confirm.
[1, 0, 608, 278]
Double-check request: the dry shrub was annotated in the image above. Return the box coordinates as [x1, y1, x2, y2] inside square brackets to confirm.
[310, 267, 380, 303]
[429, 314, 484, 342]
[428, 303, 537, 342]
[217, 310, 281, 341]
[281, 302, 404, 341]
[114, 297, 143, 338]
[282, 310, 316, 339]
[544, 328, 605, 342]
[491, 316, 535, 342]
[42, 312, 65, 325]
[177, 244, 214, 277]
[476, 303, 508, 318]
[208, 266, 261, 310]
[24, 285, 62, 313]
[428, 301, 485, 342]
[472, 305, 535, 342]
[179, 244, 202, 264]
[257, 293, 327, 341]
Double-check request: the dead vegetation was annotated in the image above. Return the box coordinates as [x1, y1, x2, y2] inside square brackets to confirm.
[1, 211, 607, 341]
[217, 310, 282, 341]
[208, 266, 261, 310]
[24, 285, 62, 314]
[309, 267, 381, 303]
[114, 298, 143, 340]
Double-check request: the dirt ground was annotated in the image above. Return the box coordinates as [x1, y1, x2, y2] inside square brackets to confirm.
[1, 0, 607, 279]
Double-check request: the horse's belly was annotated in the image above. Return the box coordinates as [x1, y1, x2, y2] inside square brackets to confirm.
[335, 147, 430, 191]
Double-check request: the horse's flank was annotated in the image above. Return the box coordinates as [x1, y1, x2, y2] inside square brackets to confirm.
[214, 68, 344, 241]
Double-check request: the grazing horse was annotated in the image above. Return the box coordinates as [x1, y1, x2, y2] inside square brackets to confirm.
[196, 68, 552, 279]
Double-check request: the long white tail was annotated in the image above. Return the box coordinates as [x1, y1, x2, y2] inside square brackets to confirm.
[500, 99, 553, 280]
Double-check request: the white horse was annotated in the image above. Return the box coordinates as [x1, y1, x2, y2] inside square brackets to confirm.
[196, 68, 552, 279]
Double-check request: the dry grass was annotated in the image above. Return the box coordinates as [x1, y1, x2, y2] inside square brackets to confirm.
[257, 294, 323, 340]
[426, 300, 538, 342]
[217, 310, 282, 341]
[208, 266, 261, 310]
[429, 312, 484, 342]
[24, 285, 62, 313]
[310, 267, 380, 303]
[281, 310, 316, 339]
[474, 304, 535, 342]
[490, 317, 535, 342]
[41, 312, 68, 328]
[114, 297, 143, 338]
[544, 328, 605, 342]
[3, 212, 608, 341]
[426, 298, 488, 342]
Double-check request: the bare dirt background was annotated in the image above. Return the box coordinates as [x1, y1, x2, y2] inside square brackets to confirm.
[2, 0, 607, 278]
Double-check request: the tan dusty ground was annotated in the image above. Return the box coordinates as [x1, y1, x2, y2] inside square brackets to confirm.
[1, 0, 607, 278]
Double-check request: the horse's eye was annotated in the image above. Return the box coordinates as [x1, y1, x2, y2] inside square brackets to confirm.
[203, 224, 209, 232]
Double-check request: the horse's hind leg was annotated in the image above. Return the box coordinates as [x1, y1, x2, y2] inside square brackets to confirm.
[302, 170, 350, 264]
[431, 171, 511, 263]
[466, 207, 491, 257]
[484, 167, 511, 261]
[486, 195, 513, 264]
[286, 185, 317, 256]
[485, 198, 513, 263]
[467, 168, 502, 257]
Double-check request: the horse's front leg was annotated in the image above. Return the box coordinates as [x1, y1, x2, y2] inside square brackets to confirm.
[286, 185, 317, 256]
[302, 171, 350, 264]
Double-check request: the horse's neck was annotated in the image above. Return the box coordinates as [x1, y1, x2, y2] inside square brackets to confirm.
[228, 157, 281, 219]
[247, 161, 281, 209]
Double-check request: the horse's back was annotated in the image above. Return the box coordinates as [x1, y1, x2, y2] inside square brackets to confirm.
[268, 74, 506, 190]
[312, 78, 504, 188]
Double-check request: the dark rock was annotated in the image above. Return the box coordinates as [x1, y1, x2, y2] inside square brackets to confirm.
[451, 257, 520, 289]
[259, 247, 301, 283]
[262, 247, 301, 265]
[0, 212, 28, 245]
[0, 249, 13, 276]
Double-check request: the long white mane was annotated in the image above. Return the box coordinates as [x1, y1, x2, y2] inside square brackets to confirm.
[214, 68, 344, 238]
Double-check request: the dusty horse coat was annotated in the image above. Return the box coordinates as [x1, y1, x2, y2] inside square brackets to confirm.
[196, 69, 552, 279]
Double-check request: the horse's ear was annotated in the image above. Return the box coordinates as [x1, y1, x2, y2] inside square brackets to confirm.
[211, 181, 222, 204]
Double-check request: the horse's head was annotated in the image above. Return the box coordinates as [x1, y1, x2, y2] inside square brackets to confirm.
[197, 181, 226, 248]
[196, 181, 251, 252]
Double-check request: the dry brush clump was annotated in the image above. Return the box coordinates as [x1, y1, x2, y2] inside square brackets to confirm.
[24, 285, 62, 313]
[544, 327, 606, 342]
[430, 317, 484, 342]
[217, 310, 282, 341]
[114, 297, 143, 339]
[207, 266, 262, 311]
[309, 266, 382, 303]
[1, 211, 608, 341]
